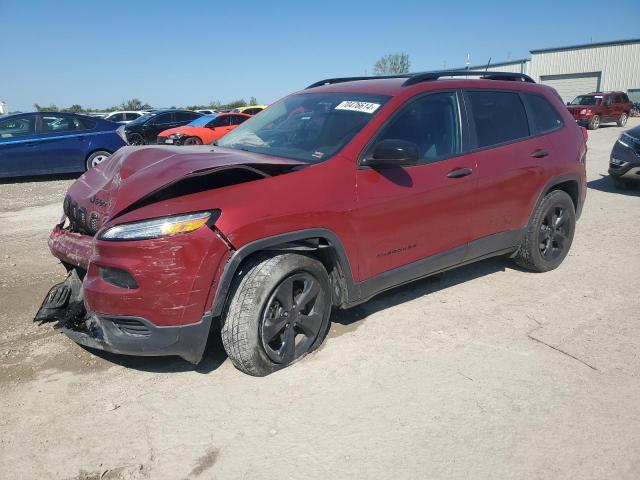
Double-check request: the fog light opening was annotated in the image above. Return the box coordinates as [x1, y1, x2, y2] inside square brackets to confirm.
[99, 267, 138, 289]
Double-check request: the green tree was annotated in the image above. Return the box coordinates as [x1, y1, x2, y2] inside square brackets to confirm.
[64, 104, 84, 113]
[119, 98, 152, 111]
[373, 52, 411, 76]
[249, 96, 258, 105]
[33, 103, 59, 112]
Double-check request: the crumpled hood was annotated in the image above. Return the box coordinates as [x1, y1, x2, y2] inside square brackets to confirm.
[65, 145, 304, 228]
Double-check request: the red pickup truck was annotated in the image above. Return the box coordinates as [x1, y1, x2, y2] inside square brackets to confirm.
[566, 91, 632, 130]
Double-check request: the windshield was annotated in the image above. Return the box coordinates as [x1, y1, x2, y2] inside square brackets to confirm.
[569, 95, 601, 106]
[217, 92, 390, 163]
[188, 114, 217, 127]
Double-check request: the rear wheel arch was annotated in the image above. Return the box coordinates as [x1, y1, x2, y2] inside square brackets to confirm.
[545, 179, 579, 212]
[210, 229, 357, 318]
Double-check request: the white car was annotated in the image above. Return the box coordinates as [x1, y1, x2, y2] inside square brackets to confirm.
[103, 111, 147, 124]
[195, 109, 218, 115]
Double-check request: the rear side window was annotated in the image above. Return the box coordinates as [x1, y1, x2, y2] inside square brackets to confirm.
[523, 93, 563, 134]
[41, 114, 94, 133]
[467, 91, 529, 148]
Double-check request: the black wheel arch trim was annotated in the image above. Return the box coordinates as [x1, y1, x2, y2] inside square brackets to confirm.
[210, 228, 359, 317]
[531, 172, 584, 221]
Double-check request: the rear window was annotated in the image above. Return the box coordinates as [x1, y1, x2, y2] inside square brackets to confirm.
[523, 93, 563, 134]
[467, 91, 529, 148]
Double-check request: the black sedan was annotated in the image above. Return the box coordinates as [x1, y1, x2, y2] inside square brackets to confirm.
[609, 124, 640, 189]
[120, 109, 202, 145]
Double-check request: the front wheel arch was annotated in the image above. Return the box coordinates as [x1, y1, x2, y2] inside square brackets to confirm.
[210, 229, 357, 318]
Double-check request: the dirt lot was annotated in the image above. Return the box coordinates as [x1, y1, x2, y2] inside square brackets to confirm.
[1, 120, 639, 479]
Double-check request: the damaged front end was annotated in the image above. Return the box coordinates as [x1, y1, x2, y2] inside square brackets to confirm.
[34, 268, 213, 364]
[35, 145, 303, 364]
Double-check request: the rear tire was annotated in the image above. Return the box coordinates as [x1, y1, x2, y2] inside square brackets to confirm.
[221, 253, 331, 376]
[183, 136, 203, 145]
[617, 113, 628, 127]
[85, 150, 111, 170]
[587, 115, 600, 130]
[514, 190, 576, 273]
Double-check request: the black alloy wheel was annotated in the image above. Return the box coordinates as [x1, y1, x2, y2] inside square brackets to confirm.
[128, 133, 145, 146]
[261, 272, 326, 364]
[538, 205, 570, 261]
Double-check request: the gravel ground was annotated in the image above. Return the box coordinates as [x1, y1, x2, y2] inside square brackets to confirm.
[1, 120, 639, 480]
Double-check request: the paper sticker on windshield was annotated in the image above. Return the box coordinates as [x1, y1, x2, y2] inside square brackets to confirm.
[335, 101, 381, 114]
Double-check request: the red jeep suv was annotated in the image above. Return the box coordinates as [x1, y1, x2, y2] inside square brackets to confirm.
[566, 91, 632, 130]
[36, 71, 587, 376]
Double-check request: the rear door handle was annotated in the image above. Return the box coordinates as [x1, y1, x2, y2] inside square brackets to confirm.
[447, 167, 473, 178]
[531, 149, 549, 158]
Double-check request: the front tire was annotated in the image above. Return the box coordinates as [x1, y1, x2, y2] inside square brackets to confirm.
[221, 253, 331, 376]
[128, 133, 145, 146]
[85, 150, 111, 170]
[588, 114, 600, 130]
[617, 113, 628, 127]
[514, 190, 576, 272]
[183, 136, 203, 145]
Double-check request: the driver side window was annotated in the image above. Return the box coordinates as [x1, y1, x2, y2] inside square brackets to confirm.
[149, 113, 172, 125]
[372, 92, 461, 163]
[208, 116, 231, 128]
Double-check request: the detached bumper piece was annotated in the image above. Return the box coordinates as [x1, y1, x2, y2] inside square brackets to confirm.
[34, 269, 85, 325]
[34, 270, 212, 364]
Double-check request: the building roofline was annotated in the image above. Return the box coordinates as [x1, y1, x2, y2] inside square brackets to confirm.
[530, 38, 640, 54]
[452, 58, 530, 70]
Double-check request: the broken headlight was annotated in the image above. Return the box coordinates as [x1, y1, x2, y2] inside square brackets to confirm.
[98, 211, 219, 241]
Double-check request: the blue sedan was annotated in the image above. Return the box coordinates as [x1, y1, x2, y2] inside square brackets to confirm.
[0, 112, 126, 178]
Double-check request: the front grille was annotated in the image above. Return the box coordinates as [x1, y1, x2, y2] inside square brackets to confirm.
[64, 194, 100, 236]
[109, 318, 151, 336]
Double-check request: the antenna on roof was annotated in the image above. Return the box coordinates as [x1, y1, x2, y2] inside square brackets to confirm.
[485, 57, 492, 72]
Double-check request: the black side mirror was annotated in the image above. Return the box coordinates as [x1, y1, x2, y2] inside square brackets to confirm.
[363, 139, 419, 168]
[566, 102, 571, 106]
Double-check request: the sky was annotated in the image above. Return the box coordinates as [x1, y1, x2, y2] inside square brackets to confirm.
[1, 0, 639, 112]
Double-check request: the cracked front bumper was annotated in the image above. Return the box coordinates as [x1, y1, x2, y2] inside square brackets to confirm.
[44, 224, 231, 363]
[61, 311, 214, 364]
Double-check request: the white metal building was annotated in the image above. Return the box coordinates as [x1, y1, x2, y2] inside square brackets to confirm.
[456, 38, 640, 103]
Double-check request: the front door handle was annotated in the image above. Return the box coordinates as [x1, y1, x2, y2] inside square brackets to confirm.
[531, 149, 549, 158]
[447, 167, 473, 178]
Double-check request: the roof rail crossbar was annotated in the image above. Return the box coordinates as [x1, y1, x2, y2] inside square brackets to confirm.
[306, 70, 535, 89]
[402, 70, 535, 86]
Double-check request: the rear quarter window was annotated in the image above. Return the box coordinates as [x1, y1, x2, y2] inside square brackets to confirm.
[523, 93, 563, 134]
[467, 91, 529, 148]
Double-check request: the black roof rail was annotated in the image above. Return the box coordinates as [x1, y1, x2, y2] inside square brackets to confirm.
[402, 70, 535, 86]
[306, 74, 411, 89]
[306, 70, 535, 89]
